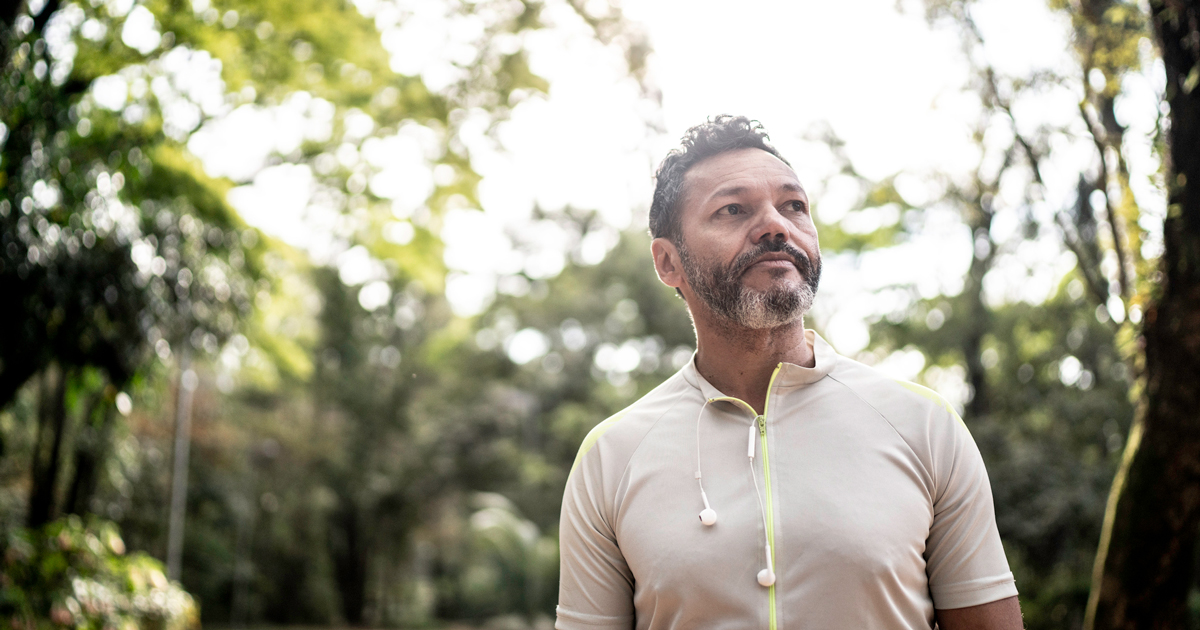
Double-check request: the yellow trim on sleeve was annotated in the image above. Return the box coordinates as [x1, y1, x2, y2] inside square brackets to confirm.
[570, 410, 631, 475]
[894, 380, 967, 428]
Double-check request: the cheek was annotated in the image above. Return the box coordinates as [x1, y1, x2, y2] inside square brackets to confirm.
[686, 231, 742, 261]
[791, 231, 821, 264]
[797, 221, 819, 247]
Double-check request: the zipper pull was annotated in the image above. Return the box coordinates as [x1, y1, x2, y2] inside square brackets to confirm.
[757, 415, 766, 436]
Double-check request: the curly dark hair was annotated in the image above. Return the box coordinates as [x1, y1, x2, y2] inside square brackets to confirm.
[649, 115, 790, 243]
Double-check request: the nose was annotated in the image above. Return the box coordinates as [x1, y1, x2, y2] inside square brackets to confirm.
[751, 203, 790, 244]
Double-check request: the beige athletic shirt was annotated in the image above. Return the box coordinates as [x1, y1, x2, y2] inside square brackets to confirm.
[557, 331, 1017, 630]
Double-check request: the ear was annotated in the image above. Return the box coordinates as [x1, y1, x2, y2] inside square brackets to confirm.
[651, 237, 685, 290]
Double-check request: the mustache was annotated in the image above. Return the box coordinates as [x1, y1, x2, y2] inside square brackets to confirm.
[727, 239, 816, 279]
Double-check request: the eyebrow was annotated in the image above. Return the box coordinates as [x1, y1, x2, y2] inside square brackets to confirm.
[709, 182, 806, 200]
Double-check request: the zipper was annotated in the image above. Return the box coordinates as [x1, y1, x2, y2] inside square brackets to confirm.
[708, 363, 782, 630]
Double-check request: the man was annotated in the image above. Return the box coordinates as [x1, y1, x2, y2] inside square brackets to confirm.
[556, 116, 1022, 629]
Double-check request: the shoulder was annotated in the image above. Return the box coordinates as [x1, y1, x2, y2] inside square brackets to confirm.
[823, 355, 970, 467]
[570, 370, 697, 478]
[826, 355, 962, 426]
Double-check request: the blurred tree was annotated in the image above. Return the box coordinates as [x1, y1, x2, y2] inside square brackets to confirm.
[1, 0, 268, 530]
[307, 265, 441, 625]
[1085, 0, 1200, 627]
[1, 0, 654, 624]
[110, 215, 684, 626]
[418, 219, 693, 621]
[297, 212, 688, 624]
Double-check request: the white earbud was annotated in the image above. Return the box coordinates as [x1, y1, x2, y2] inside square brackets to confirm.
[696, 474, 717, 526]
[695, 401, 719, 527]
[757, 542, 776, 586]
[698, 484, 717, 526]
[757, 568, 776, 587]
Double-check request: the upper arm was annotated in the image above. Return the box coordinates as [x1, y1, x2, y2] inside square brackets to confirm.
[936, 595, 1023, 630]
[556, 456, 635, 630]
[924, 405, 1019, 609]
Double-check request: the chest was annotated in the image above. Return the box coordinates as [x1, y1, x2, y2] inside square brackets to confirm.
[612, 407, 934, 597]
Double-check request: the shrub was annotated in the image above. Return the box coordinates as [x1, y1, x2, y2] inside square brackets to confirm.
[1, 516, 198, 630]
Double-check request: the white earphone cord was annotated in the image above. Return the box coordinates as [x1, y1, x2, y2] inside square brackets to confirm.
[695, 401, 716, 525]
[694, 399, 775, 586]
[748, 440, 775, 583]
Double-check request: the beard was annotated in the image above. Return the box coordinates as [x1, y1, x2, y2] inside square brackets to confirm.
[678, 238, 821, 330]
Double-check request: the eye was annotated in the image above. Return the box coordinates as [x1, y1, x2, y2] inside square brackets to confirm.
[788, 200, 807, 213]
[720, 204, 743, 215]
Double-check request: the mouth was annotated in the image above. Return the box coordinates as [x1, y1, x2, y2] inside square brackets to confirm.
[742, 253, 798, 275]
[723, 241, 813, 282]
[752, 254, 795, 266]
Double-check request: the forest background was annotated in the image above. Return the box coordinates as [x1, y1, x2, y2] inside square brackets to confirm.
[2, 0, 1199, 628]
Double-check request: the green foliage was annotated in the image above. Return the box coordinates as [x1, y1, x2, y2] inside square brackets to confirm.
[1, 515, 198, 630]
[1052, 0, 1146, 97]
[814, 176, 915, 253]
[434, 492, 558, 622]
[0, 0, 263, 409]
[0, 0, 569, 420]
[466, 224, 693, 526]
[1, 0, 623, 619]
[80, 221, 686, 625]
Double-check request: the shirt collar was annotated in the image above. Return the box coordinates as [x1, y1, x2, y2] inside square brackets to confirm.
[681, 329, 839, 400]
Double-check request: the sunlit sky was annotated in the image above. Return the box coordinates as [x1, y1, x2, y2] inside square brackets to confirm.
[180, 0, 1165, 404]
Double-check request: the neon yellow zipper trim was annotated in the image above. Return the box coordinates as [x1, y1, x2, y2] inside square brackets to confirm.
[708, 363, 782, 630]
[761, 364, 780, 630]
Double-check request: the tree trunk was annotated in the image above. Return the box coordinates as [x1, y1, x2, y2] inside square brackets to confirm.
[64, 387, 114, 516]
[1084, 1, 1200, 628]
[167, 349, 197, 583]
[27, 365, 68, 527]
[961, 196, 996, 420]
[329, 494, 369, 625]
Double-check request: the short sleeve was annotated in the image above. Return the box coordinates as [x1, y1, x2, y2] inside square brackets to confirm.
[556, 447, 635, 630]
[925, 408, 1019, 610]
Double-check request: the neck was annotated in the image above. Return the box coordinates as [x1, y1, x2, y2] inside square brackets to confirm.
[692, 311, 814, 415]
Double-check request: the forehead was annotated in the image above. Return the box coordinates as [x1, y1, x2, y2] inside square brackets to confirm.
[681, 147, 804, 211]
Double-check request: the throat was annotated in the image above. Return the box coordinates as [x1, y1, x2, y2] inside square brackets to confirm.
[708, 316, 806, 356]
[694, 325, 812, 414]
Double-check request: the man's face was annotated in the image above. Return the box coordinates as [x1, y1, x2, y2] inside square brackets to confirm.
[667, 147, 821, 330]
